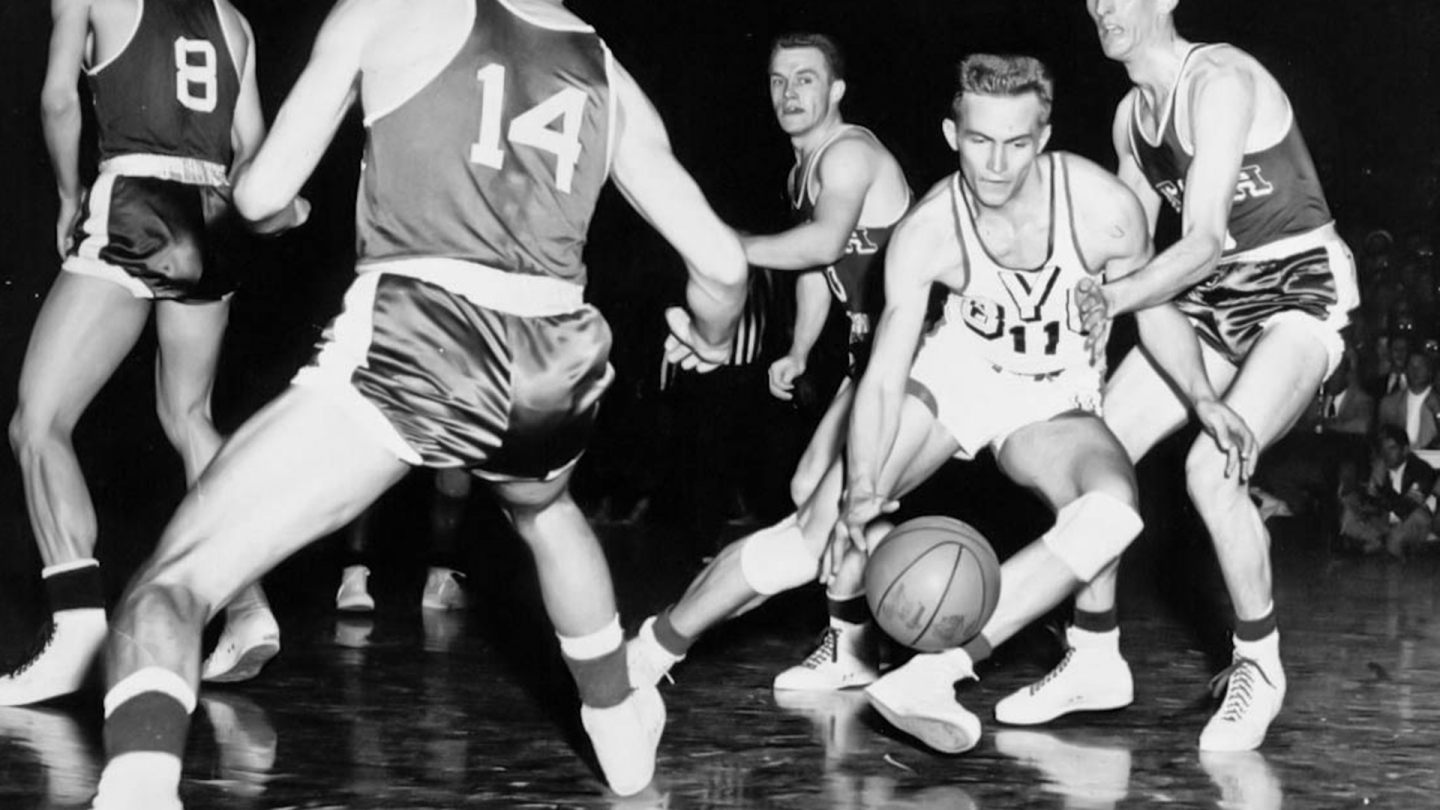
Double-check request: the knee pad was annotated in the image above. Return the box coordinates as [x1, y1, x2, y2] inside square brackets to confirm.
[738, 514, 819, 595]
[1041, 491, 1143, 582]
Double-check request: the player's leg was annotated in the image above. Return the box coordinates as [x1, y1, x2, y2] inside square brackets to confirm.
[997, 343, 1237, 725]
[0, 273, 151, 707]
[422, 468, 472, 610]
[150, 297, 281, 684]
[92, 385, 411, 809]
[490, 469, 658, 797]
[1192, 317, 1329, 752]
[630, 392, 955, 687]
[773, 379, 881, 689]
[866, 414, 1143, 754]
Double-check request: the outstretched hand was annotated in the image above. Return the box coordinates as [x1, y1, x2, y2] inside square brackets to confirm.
[1194, 399, 1258, 481]
[664, 307, 727, 373]
[822, 487, 899, 585]
[1076, 276, 1112, 368]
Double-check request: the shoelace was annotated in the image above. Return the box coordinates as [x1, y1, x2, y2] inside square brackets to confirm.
[801, 627, 841, 669]
[1028, 647, 1076, 695]
[2, 621, 58, 679]
[1207, 656, 1275, 721]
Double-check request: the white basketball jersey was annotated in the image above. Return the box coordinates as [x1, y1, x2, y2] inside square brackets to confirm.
[942, 153, 1095, 377]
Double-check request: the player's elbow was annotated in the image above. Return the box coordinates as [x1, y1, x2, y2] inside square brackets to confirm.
[39, 86, 79, 123]
[232, 171, 287, 225]
[706, 235, 749, 290]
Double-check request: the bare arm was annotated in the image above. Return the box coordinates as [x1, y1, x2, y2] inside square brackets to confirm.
[742, 137, 874, 271]
[1092, 166, 1257, 476]
[232, 0, 369, 223]
[610, 60, 746, 352]
[846, 196, 950, 501]
[225, 11, 308, 234]
[41, 0, 91, 256]
[1104, 62, 1256, 316]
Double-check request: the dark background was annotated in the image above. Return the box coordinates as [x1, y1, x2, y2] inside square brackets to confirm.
[0, 1, 1436, 620]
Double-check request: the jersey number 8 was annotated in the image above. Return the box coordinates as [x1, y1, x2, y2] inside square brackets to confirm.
[174, 37, 218, 113]
[469, 64, 587, 194]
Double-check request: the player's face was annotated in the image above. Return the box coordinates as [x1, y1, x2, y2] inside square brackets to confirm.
[944, 93, 1051, 209]
[1086, 0, 1170, 61]
[769, 47, 842, 137]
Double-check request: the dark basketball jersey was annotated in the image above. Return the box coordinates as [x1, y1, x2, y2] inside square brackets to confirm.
[87, 0, 239, 167]
[789, 125, 901, 319]
[357, 0, 611, 285]
[1128, 44, 1331, 258]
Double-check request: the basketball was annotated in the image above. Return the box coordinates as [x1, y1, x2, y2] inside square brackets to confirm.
[864, 516, 1001, 652]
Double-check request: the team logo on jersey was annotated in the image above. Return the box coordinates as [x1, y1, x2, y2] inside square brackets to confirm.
[1155, 164, 1275, 212]
[845, 229, 880, 256]
[997, 265, 1062, 322]
[961, 264, 1088, 356]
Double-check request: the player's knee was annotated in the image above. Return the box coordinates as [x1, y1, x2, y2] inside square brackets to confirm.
[738, 513, 819, 595]
[1041, 491, 1144, 583]
[8, 403, 65, 459]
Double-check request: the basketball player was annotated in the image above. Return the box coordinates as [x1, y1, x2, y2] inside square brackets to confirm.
[994, 0, 1360, 753]
[0, 0, 307, 707]
[85, 0, 746, 805]
[635, 55, 1253, 757]
[658, 33, 911, 692]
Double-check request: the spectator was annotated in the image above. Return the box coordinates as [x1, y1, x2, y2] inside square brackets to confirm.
[1339, 425, 1438, 559]
[1378, 350, 1440, 449]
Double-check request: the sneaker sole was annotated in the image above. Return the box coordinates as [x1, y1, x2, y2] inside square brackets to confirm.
[336, 599, 375, 613]
[867, 691, 977, 754]
[995, 692, 1134, 726]
[204, 642, 280, 684]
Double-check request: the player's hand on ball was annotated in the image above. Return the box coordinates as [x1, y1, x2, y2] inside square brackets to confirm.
[664, 307, 726, 373]
[824, 487, 899, 584]
[1076, 276, 1112, 367]
[1195, 398, 1258, 481]
[768, 355, 805, 400]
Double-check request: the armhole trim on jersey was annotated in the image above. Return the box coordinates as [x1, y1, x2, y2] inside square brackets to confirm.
[495, 0, 595, 33]
[209, 0, 244, 84]
[1058, 153, 1096, 276]
[948, 173, 972, 294]
[88, 0, 146, 76]
[363, 0, 478, 127]
[602, 45, 617, 180]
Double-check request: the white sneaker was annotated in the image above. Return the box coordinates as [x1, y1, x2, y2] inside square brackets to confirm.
[773, 624, 879, 691]
[626, 616, 683, 689]
[0, 608, 107, 706]
[580, 684, 666, 796]
[994, 628, 1133, 725]
[864, 651, 981, 754]
[421, 567, 467, 611]
[201, 609, 280, 684]
[1199, 654, 1286, 752]
[993, 729, 1132, 804]
[1199, 750, 1283, 810]
[336, 565, 375, 612]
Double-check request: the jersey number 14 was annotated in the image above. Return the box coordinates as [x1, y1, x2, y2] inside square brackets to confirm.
[469, 64, 587, 194]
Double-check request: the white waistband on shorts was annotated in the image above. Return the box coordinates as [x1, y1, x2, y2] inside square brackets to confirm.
[357, 257, 586, 318]
[1222, 222, 1340, 264]
[98, 154, 229, 186]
